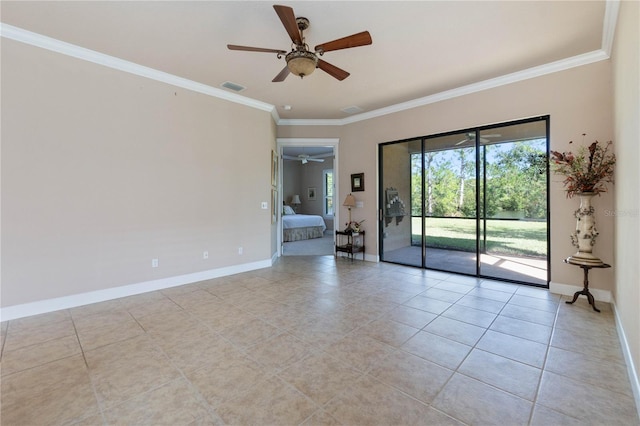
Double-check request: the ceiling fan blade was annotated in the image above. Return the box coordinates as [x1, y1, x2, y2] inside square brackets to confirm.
[455, 138, 471, 146]
[282, 155, 297, 160]
[307, 158, 325, 162]
[317, 59, 350, 81]
[273, 5, 302, 45]
[272, 66, 290, 82]
[314, 31, 372, 53]
[227, 45, 286, 54]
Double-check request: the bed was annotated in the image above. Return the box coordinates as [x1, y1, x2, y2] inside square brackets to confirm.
[282, 206, 327, 242]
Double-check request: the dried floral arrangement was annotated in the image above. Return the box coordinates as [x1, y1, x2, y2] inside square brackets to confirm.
[550, 135, 616, 198]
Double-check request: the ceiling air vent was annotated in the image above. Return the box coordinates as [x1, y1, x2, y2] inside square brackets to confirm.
[341, 105, 363, 114]
[221, 81, 246, 92]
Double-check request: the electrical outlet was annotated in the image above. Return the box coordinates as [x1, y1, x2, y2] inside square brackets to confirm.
[238, 247, 243, 255]
[152, 258, 159, 268]
[203, 251, 209, 259]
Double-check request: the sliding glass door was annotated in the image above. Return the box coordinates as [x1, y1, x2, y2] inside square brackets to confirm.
[379, 117, 549, 286]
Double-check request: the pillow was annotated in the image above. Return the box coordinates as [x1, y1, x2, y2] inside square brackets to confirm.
[283, 205, 296, 215]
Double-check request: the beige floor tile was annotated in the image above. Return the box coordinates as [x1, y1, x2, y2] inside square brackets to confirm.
[215, 375, 317, 425]
[159, 328, 238, 374]
[421, 287, 466, 303]
[489, 315, 552, 344]
[166, 288, 226, 310]
[186, 353, 270, 408]
[432, 373, 533, 425]
[77, 317, 146, 351]
[279, 352, 363, 405]
[299, 409, 342, 426]
[536, 371, 639, 424]
[508, 294, 559, 313]
[122, 295, 185, 319]
[401, 330, 472, 370]
[1, 334, 81, 376]
[3, 315, 76, 351]
[325, 375, 462, 425]
[102, 378, 215, 425]
[358, 318, 419, 347]
[403, 295, 453, 314]
[2, 257, 637, 425]
[219, 317, 280, 348]
[476, 330, 548, 368]
[245, 332, 313, 373]
[529, 404, 584, 426]
[545, 346, 633, 397]
[442, 303, 498, 328]
[383, 304, 437, 329]
[550, 326, 625, 364]
[85, 335, 181, 408]
[6, 309, 71, 332]
[72, 309, 136, 334]
[1, 355, 100, 425]
[424, 316, 486, 346]
[500, 304, 556, 326]
[456, 294, 506, 314]
[324, 333, 396, 372]
[368, 350, 454, 403]
[467, 287, 514, 302]
[458, 349, 542, 401]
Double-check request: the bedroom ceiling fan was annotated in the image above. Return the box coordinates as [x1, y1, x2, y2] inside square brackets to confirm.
[283, 154, 326, 164]
[227, 4, 372, 82]
[455, 132, 502, 146]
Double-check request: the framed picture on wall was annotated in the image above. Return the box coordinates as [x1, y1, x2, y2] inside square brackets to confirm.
[272, 189, 277, 223]
[351, 173, 365, 192]
[271, 150, 278, 187]
[307, 187, 316, 200]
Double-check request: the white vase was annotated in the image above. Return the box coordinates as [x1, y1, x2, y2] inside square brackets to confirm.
[567, 192, 604, 266]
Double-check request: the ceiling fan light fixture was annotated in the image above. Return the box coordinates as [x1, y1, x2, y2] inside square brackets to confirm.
[286, 50, 318, 78]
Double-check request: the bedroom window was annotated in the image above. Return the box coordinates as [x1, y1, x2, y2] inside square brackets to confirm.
[323, 169, 334, 217]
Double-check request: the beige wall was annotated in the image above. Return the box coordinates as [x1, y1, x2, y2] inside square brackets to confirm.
[1, 39, 275, 307]
[281, 60, 616, 291]
[612, 0, 640, 397]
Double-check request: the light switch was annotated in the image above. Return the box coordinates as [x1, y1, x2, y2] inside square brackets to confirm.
[261, 202, 268, 209]
[356, 201, 364, 208]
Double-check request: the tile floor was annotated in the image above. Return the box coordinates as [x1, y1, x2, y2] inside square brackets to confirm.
[1, 256, 638, 425]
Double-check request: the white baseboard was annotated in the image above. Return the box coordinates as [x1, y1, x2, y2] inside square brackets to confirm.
[549, 281, 612, 303]
[612, 298, 640, 420]
[0, 259, 273, 321]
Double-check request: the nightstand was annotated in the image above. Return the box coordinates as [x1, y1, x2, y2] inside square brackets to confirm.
[335, 230, 365, 261]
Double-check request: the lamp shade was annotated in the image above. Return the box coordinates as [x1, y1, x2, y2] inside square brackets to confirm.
[291, 194, 301, 205]
[343, 194, 356, 208]
[286, 50, 318, 78]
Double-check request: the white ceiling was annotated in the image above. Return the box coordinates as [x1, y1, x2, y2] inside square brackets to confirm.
[1, 1, 612, 122]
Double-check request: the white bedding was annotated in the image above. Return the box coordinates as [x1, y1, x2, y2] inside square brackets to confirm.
[282, 214, 327, 231]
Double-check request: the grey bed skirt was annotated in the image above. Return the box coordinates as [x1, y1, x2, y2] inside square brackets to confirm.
[283, 226, 324, 242]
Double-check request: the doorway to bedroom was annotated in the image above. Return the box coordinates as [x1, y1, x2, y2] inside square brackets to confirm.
[280, 143, 336, 256]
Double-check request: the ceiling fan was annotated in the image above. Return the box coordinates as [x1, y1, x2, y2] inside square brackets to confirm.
[455, 133, 502, 146]
[283, 154, 326, 164]
[227, 4, 372, 82]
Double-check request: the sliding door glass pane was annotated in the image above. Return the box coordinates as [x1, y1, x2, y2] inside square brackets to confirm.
[478, 121, 548, 285]
[380, 139, 422, 267]
[423, 132, 477, 275]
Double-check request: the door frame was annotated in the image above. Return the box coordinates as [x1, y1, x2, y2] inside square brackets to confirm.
[276, 138, 340, 257]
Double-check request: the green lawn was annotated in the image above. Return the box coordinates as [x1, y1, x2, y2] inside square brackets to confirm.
[411, 217, 547, 258]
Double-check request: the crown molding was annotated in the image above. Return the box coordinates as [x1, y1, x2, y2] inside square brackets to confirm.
[601, 0, 620, 57]
[279, 49, 610, 127]
[2, 0, 618, 128]
[0, 23, 278, 117]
